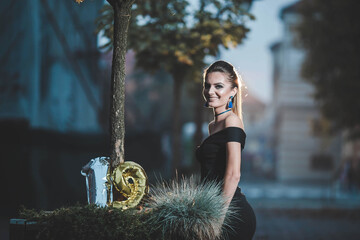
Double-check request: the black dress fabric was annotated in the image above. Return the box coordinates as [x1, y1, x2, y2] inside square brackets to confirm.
[196, 127, 256, 240]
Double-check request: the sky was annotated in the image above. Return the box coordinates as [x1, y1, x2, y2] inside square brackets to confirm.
[220, 0, 299, 104]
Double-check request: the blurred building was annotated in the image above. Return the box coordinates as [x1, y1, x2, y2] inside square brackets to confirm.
[242, 93, 276, 178]
[270, 3, 342, 181]
[0, 1, 105, 133]
[0, 0, 108, 213]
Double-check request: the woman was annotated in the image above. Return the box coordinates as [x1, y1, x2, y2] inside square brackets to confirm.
[196, 60, 256, 240]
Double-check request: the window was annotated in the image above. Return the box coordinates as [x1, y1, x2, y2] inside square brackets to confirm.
[310, 154, 333, 170]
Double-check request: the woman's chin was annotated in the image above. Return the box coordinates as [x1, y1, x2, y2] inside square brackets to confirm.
[208, 103, 227, 109]
[207, 101, 220, 107]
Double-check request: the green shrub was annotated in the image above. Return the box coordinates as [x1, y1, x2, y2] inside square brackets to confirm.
[20, 204, 154, 240]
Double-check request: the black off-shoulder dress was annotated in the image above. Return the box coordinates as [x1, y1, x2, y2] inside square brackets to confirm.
[196, 127, 256, 240]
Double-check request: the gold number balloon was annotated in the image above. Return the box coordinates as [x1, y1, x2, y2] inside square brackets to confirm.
[108, 161, 149, 210]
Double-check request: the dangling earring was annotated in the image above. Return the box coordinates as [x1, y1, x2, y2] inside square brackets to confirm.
[228, 96, 233, 109]
[204, 101, 209, 107]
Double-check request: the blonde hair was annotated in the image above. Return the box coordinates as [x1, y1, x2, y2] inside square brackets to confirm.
[203, 60, 243, 122]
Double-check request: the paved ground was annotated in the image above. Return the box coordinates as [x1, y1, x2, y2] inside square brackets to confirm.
[242, 181, 360, 240]
[252, 205, 360, 240]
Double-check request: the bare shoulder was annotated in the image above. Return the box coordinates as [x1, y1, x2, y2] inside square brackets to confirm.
[225, 113, 244, 129]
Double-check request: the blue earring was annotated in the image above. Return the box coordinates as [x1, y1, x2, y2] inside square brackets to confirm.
[228, 96, 233, 109]
[204, 102, 209, 107]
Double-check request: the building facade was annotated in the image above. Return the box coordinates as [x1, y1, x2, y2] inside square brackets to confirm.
[0, 0, 109, 213]
[271, 3, 342, 181]
[0, 0, 105, 133]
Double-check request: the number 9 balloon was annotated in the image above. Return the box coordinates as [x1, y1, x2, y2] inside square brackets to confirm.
[109, 161, 149, 210]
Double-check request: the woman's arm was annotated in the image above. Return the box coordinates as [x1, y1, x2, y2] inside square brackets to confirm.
[223, 141, 241, 206]
[222, 115, 243, 206]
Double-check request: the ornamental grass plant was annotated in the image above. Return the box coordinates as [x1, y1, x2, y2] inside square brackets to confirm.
[144, 174, 235, 240]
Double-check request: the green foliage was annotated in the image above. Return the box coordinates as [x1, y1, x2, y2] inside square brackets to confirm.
[296, 0, 360, 139]
[145, 175, 236, 240]
[96, 0, 254, 75]
[95, 4, 114, 50]
[19, 204, 153, 240]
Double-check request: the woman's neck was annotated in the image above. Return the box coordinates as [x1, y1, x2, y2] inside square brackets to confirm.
[213, 108, 231, 121]
[213, 107, 227, 116]
[215, 109, 231, 117]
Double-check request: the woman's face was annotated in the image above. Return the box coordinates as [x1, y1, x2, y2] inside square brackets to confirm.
[203, 72, 237, 109]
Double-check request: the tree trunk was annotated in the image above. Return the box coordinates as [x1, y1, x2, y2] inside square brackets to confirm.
[172, 73, 185, 175]
[108, 0, 132, 168]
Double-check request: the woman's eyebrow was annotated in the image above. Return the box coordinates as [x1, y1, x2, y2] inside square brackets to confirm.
[205, 82, 224, 85]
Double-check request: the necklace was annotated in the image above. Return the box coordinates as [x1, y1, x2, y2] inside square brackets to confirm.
[215, 109, 231, 117]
